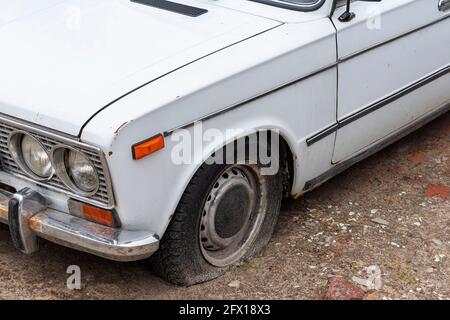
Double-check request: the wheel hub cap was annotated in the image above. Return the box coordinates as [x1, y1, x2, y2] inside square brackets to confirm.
[200, 166, 263, 267]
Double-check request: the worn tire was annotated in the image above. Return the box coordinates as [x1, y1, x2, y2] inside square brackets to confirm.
[150, 153, 283, 286]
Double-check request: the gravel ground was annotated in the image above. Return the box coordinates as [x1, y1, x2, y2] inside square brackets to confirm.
[0, 113, 448, 300]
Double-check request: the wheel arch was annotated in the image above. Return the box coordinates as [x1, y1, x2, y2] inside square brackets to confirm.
[170, 127, 299, 219]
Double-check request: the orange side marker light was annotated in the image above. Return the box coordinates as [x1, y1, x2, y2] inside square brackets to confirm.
[132, 134, 165, 160]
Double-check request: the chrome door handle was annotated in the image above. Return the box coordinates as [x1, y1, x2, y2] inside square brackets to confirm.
[439, 0, 450, 12]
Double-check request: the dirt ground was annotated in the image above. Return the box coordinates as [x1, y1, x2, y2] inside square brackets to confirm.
[0, 113, 448, 300]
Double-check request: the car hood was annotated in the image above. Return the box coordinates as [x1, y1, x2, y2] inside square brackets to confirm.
[0, 0, 279, 136]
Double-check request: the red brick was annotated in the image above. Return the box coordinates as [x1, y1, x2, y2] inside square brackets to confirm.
[425, 184, 450, 200]
[325, 277, 366, 300]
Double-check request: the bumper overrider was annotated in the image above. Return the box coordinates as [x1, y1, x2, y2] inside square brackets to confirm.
[0, 187, 160, 261]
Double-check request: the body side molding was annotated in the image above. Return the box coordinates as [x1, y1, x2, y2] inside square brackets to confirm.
[164, 15, 450, 138]
[304, 102, 450, 191]
[306, 64, 450, 146]
[164, 63, 337, 136]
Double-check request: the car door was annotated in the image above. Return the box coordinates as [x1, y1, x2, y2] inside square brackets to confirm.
[331, 0, 450, 163]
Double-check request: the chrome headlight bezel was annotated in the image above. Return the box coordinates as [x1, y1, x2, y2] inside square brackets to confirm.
[8, 131, 55, 181]
[1, 113, 114, 209]
[51, 145, 100, 197]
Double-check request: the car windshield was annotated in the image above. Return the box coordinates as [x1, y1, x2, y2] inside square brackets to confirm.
[251, 0, 325, 11]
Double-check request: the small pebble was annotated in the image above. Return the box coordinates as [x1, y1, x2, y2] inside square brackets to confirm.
[228, 280, 241, 288]
[371, 217, 390, 226]
[431, 239, 443, 246]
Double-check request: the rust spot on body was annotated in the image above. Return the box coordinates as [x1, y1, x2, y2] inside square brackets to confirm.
[0, 207, 8, 221]
[28, 215, 46, 230]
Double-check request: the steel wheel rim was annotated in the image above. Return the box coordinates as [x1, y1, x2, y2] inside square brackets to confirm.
[199, 165, 264, 267]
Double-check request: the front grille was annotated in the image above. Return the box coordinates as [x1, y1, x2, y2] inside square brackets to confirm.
[0, 119, 113, 208]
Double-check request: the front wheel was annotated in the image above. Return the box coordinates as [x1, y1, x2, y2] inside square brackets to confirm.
[150, 161, 283, 286]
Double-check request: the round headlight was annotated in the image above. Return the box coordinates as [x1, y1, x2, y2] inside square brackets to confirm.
[9, 132, 54, 180]
[52, 147, 99, 195]
[67, 150, 99, 193]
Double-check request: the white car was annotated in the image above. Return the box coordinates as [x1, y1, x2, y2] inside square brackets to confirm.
[0, 0, 449, 285]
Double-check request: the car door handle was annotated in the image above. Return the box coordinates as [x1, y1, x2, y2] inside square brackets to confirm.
[439, 0, 450, 11]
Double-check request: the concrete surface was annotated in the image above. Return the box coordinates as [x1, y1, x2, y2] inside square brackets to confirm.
[0, 113, 448, 300]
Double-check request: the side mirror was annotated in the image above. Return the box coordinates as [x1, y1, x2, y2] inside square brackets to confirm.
[338, 0, 382, 22]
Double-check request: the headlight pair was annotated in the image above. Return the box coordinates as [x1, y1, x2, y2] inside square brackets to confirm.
[8, 132, 99, 196]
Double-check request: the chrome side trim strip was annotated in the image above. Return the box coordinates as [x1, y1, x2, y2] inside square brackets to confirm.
[339, 65, 450, 126]
[306, 123, 338, 146]
[339, 15, 450, 63]
[306, 64, 450, 146]
[304, 102, 450, 191]
[305, 123, 339, 146]
[164, 17, 450, 138]
[164, 63, 338, 136]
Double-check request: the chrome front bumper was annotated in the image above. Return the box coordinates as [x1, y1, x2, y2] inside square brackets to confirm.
[0, 188, 160, 262]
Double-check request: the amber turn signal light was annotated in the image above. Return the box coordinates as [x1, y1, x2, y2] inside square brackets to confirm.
[132, 134, 165, 160]
[68, 199, 118, 228]
[82, 205, 115, 227]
